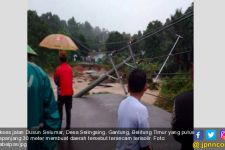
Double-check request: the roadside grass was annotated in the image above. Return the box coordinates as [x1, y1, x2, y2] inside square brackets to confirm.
[154, 72, 193, 112]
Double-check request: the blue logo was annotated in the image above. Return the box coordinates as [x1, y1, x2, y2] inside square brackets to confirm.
[206, 130, 217, 140]
[194, 130, 203, 140]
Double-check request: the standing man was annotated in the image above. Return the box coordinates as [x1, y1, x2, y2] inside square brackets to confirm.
[28, 46, 60, 150]
[54, 51, 73, 130]
[117, 69, 151, 150]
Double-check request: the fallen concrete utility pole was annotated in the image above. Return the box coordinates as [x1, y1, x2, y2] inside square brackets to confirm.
[74, 56, 132, 98]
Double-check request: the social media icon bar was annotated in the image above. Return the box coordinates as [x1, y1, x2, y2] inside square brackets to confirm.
[220, 130, 225, 140]
[206, 130, 217, 140]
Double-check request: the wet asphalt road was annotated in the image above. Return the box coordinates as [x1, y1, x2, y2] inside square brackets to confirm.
[56, 94, 181, 150]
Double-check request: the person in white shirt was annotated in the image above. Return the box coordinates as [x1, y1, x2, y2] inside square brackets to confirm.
[117, 68, 151, 150]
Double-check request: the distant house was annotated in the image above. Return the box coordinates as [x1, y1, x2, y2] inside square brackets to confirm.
[87, 51, 105, 63]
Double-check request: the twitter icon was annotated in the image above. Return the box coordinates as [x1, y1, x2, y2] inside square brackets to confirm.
[206, 130, 217, 140]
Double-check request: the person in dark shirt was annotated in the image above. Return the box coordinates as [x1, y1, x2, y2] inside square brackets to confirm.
[171, 91, 193, 150]
[171, 64, 194, 150]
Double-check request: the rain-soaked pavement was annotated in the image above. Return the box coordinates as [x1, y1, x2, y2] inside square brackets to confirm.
[55, 94, 181, 150]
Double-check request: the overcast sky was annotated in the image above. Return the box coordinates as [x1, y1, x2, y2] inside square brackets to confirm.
[28, 0, 193, 35]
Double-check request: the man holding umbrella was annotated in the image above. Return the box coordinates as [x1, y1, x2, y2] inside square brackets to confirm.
[39, 34, 79, 130]
[54, 51, 73, 130]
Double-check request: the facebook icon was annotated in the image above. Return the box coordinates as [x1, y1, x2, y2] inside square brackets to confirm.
[194, 130, 203, 140]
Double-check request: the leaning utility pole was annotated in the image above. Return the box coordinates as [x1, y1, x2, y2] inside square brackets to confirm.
[153, 34, 183, 82]
[74, 56, 132, 98]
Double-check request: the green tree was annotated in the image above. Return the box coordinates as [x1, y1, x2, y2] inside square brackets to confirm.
[105, 31, 126, 52]
[68, 17, 79, 38]
[143, 20, 165, 57]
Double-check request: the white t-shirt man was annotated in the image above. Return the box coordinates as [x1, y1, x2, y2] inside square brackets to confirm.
[117, 96, 150, 150]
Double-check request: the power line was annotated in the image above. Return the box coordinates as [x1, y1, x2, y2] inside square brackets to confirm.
[145, 92, 172, 101]
[73, 10, 193, 98]
[72, 11, 193, 55]
[73, 39, 93, 52]
[156, 73, 191, 75]
[136, 12, 193, 43]
[93, 11, 193, 47]
[94, 40, 128, 46]
[111, 11, 193, 54]
[161, 78, 191, 81]
[138, 50, 192, 61]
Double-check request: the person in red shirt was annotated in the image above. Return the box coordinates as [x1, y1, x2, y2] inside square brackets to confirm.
[54, 51, 73, 129]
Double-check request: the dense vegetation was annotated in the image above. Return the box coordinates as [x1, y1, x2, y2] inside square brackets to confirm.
[28, 3, 193, 111]
[154, 72, 193, 112]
